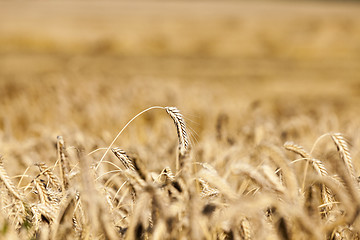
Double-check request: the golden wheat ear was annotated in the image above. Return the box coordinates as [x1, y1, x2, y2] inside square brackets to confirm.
[284, 142, 335, 213]
[57, 136, 70, 191]
[165, 107, 189, 156]
[284, 142, 329, 177]
[330, 133, 356, 180]
[35, 163, 62, 191]
[111, 147, 136, 171]
[0, 164, 25, 202]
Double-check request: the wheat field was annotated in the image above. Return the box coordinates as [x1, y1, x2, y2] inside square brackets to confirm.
[1, 1, 360, 239]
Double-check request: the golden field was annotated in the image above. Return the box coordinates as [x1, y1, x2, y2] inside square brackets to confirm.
[1, 1, 360, 239]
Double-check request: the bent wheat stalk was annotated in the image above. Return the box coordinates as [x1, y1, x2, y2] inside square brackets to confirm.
[95, 106, 164, 170]
[96, 106, 189, 174]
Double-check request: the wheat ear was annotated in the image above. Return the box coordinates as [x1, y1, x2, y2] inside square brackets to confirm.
[157, 167, 175, 183]
[284, 142, 328, 177]
[111, 148, 136, 171]
[57, 136, 70, 191]
[239, 218, 252, 240]
[330, 133, 356, 180]
[284, 142, 335, 212]
[258, 143, 299, 200]
[0, 164, 24, 201]
[36, 163, 62, 191]
[33, 178, 54, 207]
[198, 178, 219, 198]
[165, 107, 189, 156]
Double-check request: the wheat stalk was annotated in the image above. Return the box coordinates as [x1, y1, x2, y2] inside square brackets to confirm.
[95, 106, 164, 170]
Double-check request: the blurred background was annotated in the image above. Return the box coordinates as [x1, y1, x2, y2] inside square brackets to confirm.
[1, 1, 360, 175]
